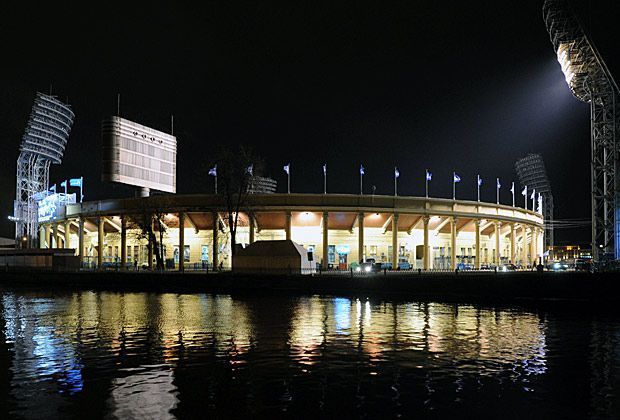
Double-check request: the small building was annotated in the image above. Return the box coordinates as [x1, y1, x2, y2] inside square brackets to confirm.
[0, 238, 15, 249]
[0, 248, 80, 270]
[233, 240, 314, 275]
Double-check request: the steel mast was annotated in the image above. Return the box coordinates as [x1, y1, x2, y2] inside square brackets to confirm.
[543, 0, 620, 261]
[13, 93, 75, 248]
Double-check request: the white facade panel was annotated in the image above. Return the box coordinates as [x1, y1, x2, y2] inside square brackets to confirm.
[102, 116, 177, 193]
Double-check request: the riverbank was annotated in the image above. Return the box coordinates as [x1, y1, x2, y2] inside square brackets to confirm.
[0, 270, 617, 303]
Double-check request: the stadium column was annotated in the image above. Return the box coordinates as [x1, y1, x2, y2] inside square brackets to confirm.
[249, 213, 255, 244]
[322, 212, 329, 270]
[78, 217, 85, 265]
[98, 217, 104, 270]
[45, 224, 51, 249]
[494, 221, 501, 265]
[530, 227, 537, 266]
[53, 223, 60, 248]
[451, 217, 457, 270]
[423, 216, 430, 270]
[285, 211, 292, 241]
[392, 213, 399, 269]
[358, 212, 364, 263]
[521, 226, 528, 267]
[212, 212, 219, 270]
[474, 219, 481, 270]
[510, 223, 516, 264]
[120, 215, 127, 269]
[39, 225, 45, 248]
[64, 220, 71, 249]
[178, 212, 185, 272]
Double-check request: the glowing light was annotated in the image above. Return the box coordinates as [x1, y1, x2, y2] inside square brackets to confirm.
[557, 43, 576, 85]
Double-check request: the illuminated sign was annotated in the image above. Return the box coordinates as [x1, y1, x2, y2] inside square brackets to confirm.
[37, 193, 76, 223]
[335, 244, 350, 254]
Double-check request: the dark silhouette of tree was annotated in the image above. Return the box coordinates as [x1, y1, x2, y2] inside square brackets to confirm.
[131, 199, 170, 270]
[210, 146, 263, 258]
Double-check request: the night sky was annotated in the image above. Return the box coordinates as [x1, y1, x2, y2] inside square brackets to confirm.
[1, 1, 619, 244]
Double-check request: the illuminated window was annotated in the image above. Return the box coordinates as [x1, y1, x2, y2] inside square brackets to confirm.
[328, 245, 336, 263]
[369, 245, 377, 257]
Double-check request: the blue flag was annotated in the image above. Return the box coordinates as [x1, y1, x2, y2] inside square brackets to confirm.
[283, 163, 290, 174]
[394, 167, 400, 178]
[453, 173, 461, 183]
[477, 175, 482, 186]
[208, 165, 217, 177]
[426, 170, 432, 181]
[497, 178, 501, 189]
[60, 180, 67, 188]
[323, 164, 327, 175]
[360, 165, 365, 175]
[246, 164, 254, 176]
[49, 184, 56, 193]
[69, 178, 82, 187]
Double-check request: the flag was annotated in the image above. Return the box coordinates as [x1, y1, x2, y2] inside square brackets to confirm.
[510, 182, 514, 193]
[477, 175, 482, 186]
[530, 188, 536, 200]
[360, 165, 365, 175]
[497, 178, 501, 188]
[323, 163, 327, 175]
[521, 186, 527, 196]
[426, 170, 432, 181]
[60, 180, 67, 188]
[69, 178, 82, 187]
[246, 164, 253, 176]
[283, 163, 290, 174]
[453, 173, 461, 183]
[394, 167, 400, 178]
[49, 184, 56, 193]
[208, 165, 217, 177]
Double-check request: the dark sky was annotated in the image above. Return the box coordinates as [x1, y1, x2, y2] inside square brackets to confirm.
[1, 1, 619, 244]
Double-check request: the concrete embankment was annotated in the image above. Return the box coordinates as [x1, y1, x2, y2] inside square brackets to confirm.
[0, 270, 618, 303]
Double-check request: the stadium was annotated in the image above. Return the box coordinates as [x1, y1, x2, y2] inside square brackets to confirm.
[40, 193, 544, 271]
[14, 95, 544, 271]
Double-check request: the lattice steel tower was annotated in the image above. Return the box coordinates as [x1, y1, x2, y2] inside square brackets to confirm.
[13, 93, 75, 248]
[515, 153, 554, 249]
[543, 0, 620, 260]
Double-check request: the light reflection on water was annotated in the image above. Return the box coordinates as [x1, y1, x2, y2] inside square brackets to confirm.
[0, 291, 618, 418]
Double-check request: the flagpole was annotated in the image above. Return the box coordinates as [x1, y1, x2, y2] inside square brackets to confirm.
[477, 175, 480, 202]
[496, 178, 499, 205]
[80, 177, 84, 203]
[360, 171, 363, 195]
[323, 165, 327, 194]
[425, 170, 429, 198]
[64, 180, 67, 196]
[287, 172, 290, 194]
[394, 167, 397, 197]
[214, 174, 217, 195]
[453, 172, 456, 200]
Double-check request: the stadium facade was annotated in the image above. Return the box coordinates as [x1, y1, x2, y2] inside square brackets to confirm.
[37, 193, 544, 270]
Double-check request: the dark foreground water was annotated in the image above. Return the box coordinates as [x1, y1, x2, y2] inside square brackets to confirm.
[0, 290, 619, 419]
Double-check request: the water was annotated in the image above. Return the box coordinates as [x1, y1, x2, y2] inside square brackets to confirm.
[0, 289, 619, 418]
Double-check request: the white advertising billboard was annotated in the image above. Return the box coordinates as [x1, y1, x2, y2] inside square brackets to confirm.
[102, 116, 177, 193]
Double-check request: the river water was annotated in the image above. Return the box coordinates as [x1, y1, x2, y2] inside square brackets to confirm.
[0, 289, 618, 418]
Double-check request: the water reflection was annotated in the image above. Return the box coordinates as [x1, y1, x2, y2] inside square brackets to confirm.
[0, 291, 618, 417]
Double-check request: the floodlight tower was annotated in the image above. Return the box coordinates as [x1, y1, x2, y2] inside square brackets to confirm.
[543, 0, 620, 261]
[13, 93, 75, 248]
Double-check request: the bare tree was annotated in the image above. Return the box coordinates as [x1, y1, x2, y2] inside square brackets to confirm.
[210, 146, 263, 258]
[132, 201, 169, 270]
